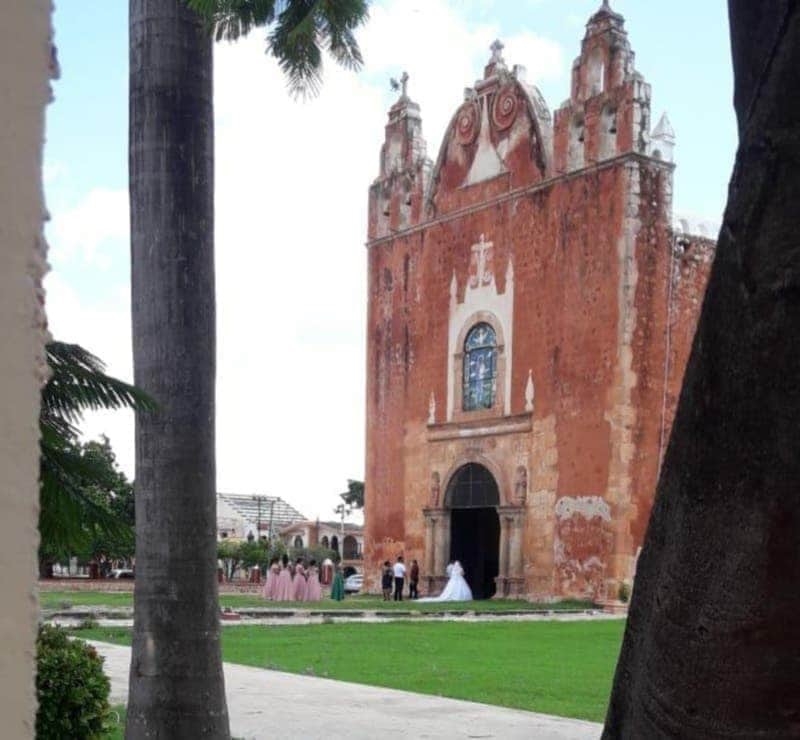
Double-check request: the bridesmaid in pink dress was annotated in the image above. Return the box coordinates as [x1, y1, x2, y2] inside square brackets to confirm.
[305, 559, 322, 602]
[262, 557, 279, 600]
[292, 558, 308, 601]
[275, 554, 294, 602]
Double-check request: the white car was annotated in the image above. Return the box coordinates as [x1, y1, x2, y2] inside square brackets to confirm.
[109, 568, 134, 579]
[343, 573, 363, 593]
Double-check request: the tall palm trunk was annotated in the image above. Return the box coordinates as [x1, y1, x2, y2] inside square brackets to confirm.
[127, 1, 229, 737]
[603, 2, 800, 737]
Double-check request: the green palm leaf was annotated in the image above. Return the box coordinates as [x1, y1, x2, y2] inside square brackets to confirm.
[39, 341, 155, 560]
[186, 0, 369, 98]
[42, 341, 156, 425]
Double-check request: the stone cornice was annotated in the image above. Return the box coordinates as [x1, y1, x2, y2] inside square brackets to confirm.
[366, 151, 675, 249]
[426, 412, 532, 442]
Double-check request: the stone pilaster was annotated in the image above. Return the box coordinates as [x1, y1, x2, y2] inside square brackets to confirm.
[496, 505, 526, 598]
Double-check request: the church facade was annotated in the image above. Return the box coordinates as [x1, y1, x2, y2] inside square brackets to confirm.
[363, 3, 715, 601]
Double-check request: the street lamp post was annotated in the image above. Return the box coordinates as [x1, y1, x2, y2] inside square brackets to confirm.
[334, 502, 351, 560]
[251, 494, 269, 540]
[267, 498, 275, 545]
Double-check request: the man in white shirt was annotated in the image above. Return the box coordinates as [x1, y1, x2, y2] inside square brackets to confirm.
[392, 556, 407, 601]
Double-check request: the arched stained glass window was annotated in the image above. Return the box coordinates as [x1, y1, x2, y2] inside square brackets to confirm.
[463, 322, 497, 411]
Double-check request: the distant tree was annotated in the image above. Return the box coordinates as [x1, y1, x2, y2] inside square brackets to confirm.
[38, 342, 152, 576]
[217, 539, 244, 582]
[340, 479, 364, 509]
[80, 438, 135, 565]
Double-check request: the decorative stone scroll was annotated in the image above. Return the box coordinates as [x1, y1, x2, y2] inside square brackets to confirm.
[455, 99, 481, 146]
[492, 84, 519, 131]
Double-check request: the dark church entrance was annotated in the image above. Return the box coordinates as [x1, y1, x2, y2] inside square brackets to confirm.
[446, 463, 500, 599]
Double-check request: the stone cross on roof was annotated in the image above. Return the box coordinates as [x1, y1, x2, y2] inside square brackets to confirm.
[390, 70, 410, 101]
[490, 39, 505, 64]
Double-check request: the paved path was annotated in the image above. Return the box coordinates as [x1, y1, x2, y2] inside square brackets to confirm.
[54, 610, 624, 629]
[93, 641, 602, 739]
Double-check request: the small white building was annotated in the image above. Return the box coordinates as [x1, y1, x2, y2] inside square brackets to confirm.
[216, 493, 306, 541]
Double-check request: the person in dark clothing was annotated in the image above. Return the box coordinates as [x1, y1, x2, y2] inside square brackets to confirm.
[408, 559, 420, 599]
[380, 561, 393, 601]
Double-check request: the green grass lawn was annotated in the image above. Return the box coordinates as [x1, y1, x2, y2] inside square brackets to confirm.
[103, 705, 125, 740]
[41, 589, 594, 613]
[79, 620, 623, 722]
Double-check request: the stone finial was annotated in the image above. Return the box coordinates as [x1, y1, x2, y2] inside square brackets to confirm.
[590, 0, 623, 25]
[525, 369, 535, 412]
[652, 112, 675, 141]
[428, 391, 436, 425]
[651, 112, 676, 163]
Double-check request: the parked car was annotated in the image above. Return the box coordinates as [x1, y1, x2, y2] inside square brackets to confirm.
[109, 568, 134, 579]
[343, 573, 363, 593]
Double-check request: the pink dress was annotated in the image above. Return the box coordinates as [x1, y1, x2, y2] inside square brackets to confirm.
[275, 564, 294, 602]
[305, 566, 322, 601]
[292, 564, 307, 601]
[263, 563, 280, 600]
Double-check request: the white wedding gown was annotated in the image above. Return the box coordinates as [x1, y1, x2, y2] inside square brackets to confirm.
[419, 561, 473, 602]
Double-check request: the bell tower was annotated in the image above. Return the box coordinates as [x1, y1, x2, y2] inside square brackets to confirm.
[368, 74, 432, 239]
[553, 1, 652, 172]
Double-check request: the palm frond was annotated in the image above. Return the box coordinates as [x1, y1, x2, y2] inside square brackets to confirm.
[270, 4, 324, 98]
[38, 341, 147, 561]
[185, 0, 369, 97]
[187, 0, 278, 41]
[42, 341, 157, 425]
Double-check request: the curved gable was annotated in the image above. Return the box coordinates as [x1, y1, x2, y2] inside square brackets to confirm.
[426, 67, 553, 217]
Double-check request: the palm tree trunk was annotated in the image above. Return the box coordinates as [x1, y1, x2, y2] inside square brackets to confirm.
[603, 2, 800, 737]
[127, 1, 229, 737]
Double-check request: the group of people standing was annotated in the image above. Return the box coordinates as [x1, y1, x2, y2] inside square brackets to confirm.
[381, 556, 419, 601]
[262, 554, 322, 602]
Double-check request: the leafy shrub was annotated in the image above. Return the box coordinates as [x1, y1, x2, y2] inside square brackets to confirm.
[36, 624, 110, 739]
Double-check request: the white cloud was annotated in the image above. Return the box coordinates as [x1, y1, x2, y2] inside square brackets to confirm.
[43, 161, 67, 185]
[45, 0, 566, 520]
[48, 187, 128, 268]
[44, 271, 136, 475]
[503, 31, 564, 85]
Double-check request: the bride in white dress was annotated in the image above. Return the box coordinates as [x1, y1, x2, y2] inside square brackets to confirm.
[419, 560, 473, 602]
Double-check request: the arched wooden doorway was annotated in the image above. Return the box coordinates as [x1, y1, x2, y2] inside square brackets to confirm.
[445, 463, 500, 599]
[343, 535, 358, 559]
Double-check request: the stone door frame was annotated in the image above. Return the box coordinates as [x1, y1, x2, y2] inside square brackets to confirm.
[422, 460, 526, 598]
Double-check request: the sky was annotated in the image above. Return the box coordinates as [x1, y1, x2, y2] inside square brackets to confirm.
[44, 0, 735, 522]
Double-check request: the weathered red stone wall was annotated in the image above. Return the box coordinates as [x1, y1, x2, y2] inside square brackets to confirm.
[663, 236, 717, 446]
[364, 155, 686, 597]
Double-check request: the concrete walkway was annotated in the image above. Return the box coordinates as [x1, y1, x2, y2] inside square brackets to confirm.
[93, 641, 602, 739]
[53, 609, 624, 630]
